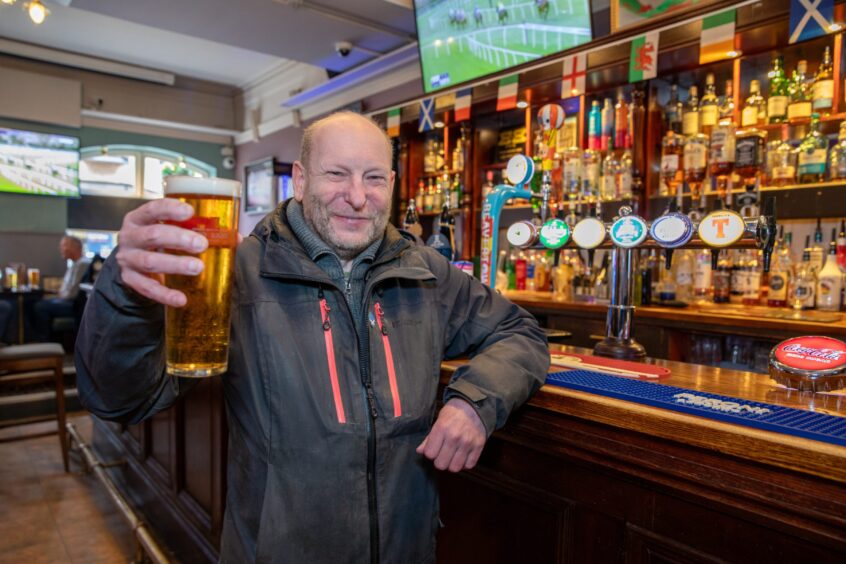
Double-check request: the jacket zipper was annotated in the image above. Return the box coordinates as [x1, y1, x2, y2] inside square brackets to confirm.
[318, 290, 346, 424]
[373, 302, 401, 418]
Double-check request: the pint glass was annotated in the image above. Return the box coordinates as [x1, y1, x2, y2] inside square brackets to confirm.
[163, 176, 241, 377]
[27, 268, 40, 290]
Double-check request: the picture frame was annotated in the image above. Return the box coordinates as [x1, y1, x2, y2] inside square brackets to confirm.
[244, 158, 279, 215]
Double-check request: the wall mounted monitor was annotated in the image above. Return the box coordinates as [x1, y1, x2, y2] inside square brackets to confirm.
[413, 0, 593, 94]
[0, 127, 80, 198]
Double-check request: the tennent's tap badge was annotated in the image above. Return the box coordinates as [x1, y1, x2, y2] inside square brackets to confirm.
[697, 210, 746, 247]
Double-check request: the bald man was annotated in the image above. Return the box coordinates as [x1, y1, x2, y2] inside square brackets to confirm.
[33, 236, 90, 342]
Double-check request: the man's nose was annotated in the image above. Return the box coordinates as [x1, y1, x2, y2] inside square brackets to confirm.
[344, 176, 367, 209]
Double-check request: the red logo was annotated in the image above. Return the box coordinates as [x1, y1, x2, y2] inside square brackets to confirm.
[774, 336, 846, 372]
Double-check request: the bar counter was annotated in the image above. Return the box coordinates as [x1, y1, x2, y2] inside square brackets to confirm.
[90, 347, 846, 562]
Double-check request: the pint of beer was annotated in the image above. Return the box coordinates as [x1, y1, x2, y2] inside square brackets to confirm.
[27, 268, 40, 290]
[163, 176, 241, 377]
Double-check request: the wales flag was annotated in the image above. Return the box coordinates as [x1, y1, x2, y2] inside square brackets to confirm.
[629, 32, 659, 83]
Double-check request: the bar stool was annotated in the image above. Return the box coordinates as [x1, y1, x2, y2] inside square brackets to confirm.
[0, 343, 68, 472]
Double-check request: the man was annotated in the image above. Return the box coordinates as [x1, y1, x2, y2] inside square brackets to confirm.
[76, 112, 548, 563]
[34, 236, 90, 341]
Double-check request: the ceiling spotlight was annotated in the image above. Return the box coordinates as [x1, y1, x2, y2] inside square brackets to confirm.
[28, 0, 47, 24]
[434, 120, 445, 128]
[571, 88, 580, 96]
[830, 23, 843, 32]
[727, 50, 740, 58]
[516, 100, 529, 109]
[1, 0, 17, 6]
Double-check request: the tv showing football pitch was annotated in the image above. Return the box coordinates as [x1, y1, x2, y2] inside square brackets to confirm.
[0, 128, 80, 198]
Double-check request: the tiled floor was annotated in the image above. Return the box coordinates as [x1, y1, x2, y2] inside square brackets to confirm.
[0, 414, 136, 563]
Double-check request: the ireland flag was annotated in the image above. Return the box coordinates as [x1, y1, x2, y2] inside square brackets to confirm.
[699, 9, 736, 64]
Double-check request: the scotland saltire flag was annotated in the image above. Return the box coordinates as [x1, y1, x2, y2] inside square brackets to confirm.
[789, 0, 833, 44]
[419, 98, 434, 132]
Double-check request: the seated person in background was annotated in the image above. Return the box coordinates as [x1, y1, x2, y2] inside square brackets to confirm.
[0, 300, 13, 345]
[34, 236, 90, 342]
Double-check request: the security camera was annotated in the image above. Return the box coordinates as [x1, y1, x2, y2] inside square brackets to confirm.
[335, 41, 353, 57]
[222, 156, 236, 170]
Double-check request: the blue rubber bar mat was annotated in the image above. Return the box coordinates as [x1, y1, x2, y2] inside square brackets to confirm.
[546, 370, 846, 447]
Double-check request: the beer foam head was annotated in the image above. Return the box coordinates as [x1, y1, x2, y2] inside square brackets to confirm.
[164, 176, 241, 198]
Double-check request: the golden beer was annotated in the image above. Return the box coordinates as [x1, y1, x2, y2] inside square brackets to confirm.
[163, 176, 241, 377]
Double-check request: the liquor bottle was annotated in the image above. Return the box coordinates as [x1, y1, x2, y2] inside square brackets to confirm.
[452, 131, 466, 171]
[768, 124, 797, 186]
[449, 174, 461, 210]
[720, 79, 735, 120]
[838, 219, 846, 270]
[402, 198, 423, 237]
[661, 129, 684, 197]
[709, 88, 736, 192]
[730, 250, 746, 304]
[563, 145, 583, 197]
[797, 113, 828, 183]
[683, 85, 701, 137]
[600, 150, 618, 201]
[817, 229, 843, 311]
[664, 84, 683, 134]
[630, 88, 646, 180]
[812, 45, 834, 115]
[810, 219, 825, 272]
[434, 177, 444, 210]
[583, 146, 601, 200]
[790, 246, 817, 309]
[713, 250, 731, 303]
[614, 91, 629, 150]
[788, 60, 812, 120]
[618, 141, 634, 199]
[743, 251, 762, 305]
[684, 128, 709, 199]
[588, 100, 601, 150]
[700, 73, 719, 136]
[674, 249, 694, 303]
[424, 178, 435, 212]
[693, 248, 713, 302]
[829, 122, 846, 180]
[601, 98, 614, 152]
[741, 80, 767, 127]
[424, 141, 437, 173]
[734, 126, 766, 189]
[767, 230, 792, 307]
[768, 57, 790, 124]
[415, 179, 425, 211]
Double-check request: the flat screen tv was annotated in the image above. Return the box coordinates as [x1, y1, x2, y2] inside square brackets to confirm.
[0, 127, 80, 198]
[413, 0, 593, 94]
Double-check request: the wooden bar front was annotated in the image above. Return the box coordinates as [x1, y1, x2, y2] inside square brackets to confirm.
[90, 346, 846, 562]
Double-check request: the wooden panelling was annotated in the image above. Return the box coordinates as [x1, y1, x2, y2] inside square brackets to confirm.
[182, 379, 214, 513]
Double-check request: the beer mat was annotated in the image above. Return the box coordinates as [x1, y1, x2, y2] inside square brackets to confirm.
[545, 370, 846, 447]
[550, 353, 671, 379]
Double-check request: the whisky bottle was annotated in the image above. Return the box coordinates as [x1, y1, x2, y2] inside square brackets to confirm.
[812, 45, 835, 115]
[700, 73, 719, 135]
[810, 219, 825, 272]
[664, 83, 683, 134]
[661, 129, 685, 197]
[710, 85, 736, 185]
[768, 124, 797, 186]
[734, 126, 766, 189]
[768, 56, 789, 124]
[684, 128, 709, 199]
[787, 60, 812, 121]
[797, 113, 828, 183]
[767, 230, 792, 307]
[816, 229, 843, 311]
[683, 85, 701, 137]
[713, 250, 731, 303]
[741, 80, 767, 127]
[829, 122, 846, 180]
[742, 250, 762, 306]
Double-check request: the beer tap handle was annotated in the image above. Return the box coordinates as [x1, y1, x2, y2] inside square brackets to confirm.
[711, 249, 720, 270]
[540, 171, 551, 224]
[758, 197, 777, 273]
[664, 248, 674, 270]
[587, 249, 595, 270]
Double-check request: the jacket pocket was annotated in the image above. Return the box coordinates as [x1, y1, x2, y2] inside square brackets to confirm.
[319, 296, 347, 424]
[373, 302, 401, 418]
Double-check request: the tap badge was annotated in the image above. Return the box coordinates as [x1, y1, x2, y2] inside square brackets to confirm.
[697, 210, 745, 247]
[772, 336, 846, 373]
[650, 212, 693, 248]
[609, 215, 647, 248]
[539, 218, 570, 249]
[572, 217, 606, 249]
[505, 154, 534, 186]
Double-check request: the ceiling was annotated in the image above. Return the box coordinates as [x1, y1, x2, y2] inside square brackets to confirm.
[0, 0, 417, 87]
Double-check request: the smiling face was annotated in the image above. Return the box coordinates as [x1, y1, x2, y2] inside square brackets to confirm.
[293, 113, 395, 261]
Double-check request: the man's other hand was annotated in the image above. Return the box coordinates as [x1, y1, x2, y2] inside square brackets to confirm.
[416, 398, 487, 473]
[115, 198, 208, 307]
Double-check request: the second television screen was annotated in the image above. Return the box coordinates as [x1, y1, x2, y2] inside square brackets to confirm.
[414, 0, 592, 94]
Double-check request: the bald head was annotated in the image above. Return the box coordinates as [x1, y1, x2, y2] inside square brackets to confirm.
[60, 236, 83, 261]
[300, 111, 392, 172]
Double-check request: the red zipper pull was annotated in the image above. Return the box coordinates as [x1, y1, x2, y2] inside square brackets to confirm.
[320, 298, 331, 331]
[374, 302, 388, 335]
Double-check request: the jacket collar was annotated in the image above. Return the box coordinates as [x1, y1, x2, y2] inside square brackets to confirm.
[253, 199, 413, 281]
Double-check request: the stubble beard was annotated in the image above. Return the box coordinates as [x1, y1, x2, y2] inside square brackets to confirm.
[302, 190, 389, 260]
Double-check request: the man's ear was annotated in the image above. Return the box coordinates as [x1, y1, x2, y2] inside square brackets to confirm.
[292, 161, 306, 202]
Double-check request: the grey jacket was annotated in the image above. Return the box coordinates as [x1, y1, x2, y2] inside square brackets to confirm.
[75, 201, 549, 563]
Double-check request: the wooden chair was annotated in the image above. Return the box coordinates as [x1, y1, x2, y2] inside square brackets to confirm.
[0, 343, 68, 472]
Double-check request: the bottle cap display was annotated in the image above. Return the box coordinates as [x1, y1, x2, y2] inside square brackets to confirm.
[572, 217, 606, 249]
[539, 218, 571, 249]
[609, 215, 648, 248]
[505, 154, 535, 186]
[650, 212, 694, 248]
[697, 209, 746, 247]
[506, 220, 539, 249]
[769, 336, 846, 392]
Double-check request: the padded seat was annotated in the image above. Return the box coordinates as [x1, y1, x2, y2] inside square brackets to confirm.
[0, 343, 69, 471]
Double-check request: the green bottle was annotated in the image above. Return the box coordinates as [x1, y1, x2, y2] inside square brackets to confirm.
[797, 113, 828, 184]
[767, 56, 789, 124]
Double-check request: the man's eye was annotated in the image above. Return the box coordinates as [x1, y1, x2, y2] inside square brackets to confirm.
[366, 175, 387, 183]
[327, 170, 346, 178]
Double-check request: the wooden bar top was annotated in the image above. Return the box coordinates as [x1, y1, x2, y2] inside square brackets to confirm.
[505, 290, 846, 336]
[442, 345, 846, 484]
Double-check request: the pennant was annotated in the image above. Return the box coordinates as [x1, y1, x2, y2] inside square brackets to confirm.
[387, 108, 401, 138]
[789, 0, 833, 44]
[699, 9, 736, 64]
[418, 98, 434, 132]
[561, 53, 587, 97]
[629, 32, 659, 83]
[496, 75, 519, 111]
[435, 92, 456, 110]
[454, 88, 472, 122]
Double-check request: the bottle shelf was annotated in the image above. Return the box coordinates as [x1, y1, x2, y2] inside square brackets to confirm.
[419, 169, 463, 179]
[749, 112, 846, 132]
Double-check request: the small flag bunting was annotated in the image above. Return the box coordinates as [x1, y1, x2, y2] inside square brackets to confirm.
[387, 108, 401, 138]
[454, 88, 472, 122]
[629, 32, 659, 83]
[789, 0, 833, 44]
[496, 74, 519, 111]
[561, 53, 587, 98]
[419, 98, 434, 132]
[700, 9, 736, 64]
